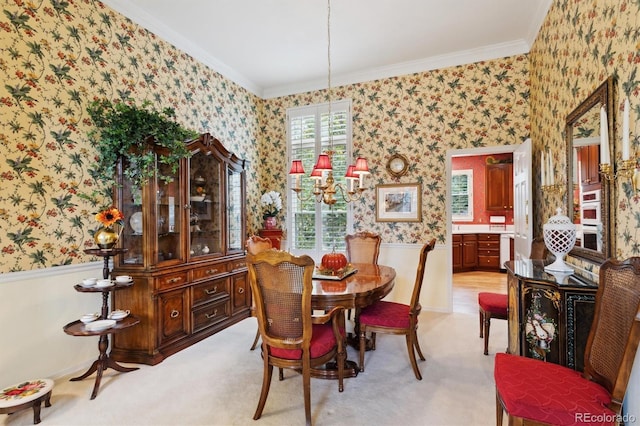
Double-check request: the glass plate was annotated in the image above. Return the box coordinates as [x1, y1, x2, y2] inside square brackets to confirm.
[129, 211, 143, 234]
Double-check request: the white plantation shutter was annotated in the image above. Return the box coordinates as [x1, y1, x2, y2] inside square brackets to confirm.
[287, 100, 353, 259]
[451, 169, 473, 220]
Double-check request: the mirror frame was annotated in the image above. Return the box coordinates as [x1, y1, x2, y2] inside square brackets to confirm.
[565, 76, 615, 264]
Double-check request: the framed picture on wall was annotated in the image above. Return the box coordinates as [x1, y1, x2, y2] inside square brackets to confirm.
[375, 183, 422, 222]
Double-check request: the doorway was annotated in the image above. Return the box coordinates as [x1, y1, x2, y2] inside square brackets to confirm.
[445, 143, 530, 313]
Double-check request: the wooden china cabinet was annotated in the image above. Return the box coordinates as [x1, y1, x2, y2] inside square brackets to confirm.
[109, 133, 250, 365]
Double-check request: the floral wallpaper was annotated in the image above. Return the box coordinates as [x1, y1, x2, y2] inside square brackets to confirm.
[4, 0, 636, 273]
[529, 0, 640, 264]
[261, 57, 531, 244]
[0, 0, 262, 272]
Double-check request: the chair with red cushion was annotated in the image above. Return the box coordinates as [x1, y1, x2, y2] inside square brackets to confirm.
[478, 237, 547, 355]
[357, 239, 436, 380]
[247, 250, 346, 426]
[494, 257, 640, 425]
[478, 292, 508, 355]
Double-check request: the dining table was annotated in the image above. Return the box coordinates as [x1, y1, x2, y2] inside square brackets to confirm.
[310, 262, 396, 378]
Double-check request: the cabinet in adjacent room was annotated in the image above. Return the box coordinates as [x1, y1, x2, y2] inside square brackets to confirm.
[453, 234, 478, 272]
[109, 133, 250, 365]
[577, 144, 601, 191]
[477, 233, 500, 270]
[485, 163, 513, 211]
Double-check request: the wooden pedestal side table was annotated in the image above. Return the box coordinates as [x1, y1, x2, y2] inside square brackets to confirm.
[0, 379, 53, 424]
[63, 248, 139, 399]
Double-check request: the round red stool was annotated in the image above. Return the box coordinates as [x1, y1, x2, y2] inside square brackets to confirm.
[478, 292, 508, 355]
[0, 379, 53, 424]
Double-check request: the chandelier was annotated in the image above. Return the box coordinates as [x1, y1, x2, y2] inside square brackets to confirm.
[289, 0, 370, 205]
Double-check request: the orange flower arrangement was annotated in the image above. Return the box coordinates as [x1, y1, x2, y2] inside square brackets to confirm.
[95, 207, 124, 228]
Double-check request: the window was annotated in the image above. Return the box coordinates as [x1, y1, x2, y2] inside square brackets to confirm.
[451, 169, 473, 221]
[287, 100, 353, 260]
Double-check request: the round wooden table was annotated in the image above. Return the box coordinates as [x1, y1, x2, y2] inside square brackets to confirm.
[311, 263, 396, 310]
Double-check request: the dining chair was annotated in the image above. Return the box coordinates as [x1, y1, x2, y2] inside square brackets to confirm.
[358, 238, 436, 380]
[495, 257, 640, 425]
[247, 250, 346, 426]
[345, 231, 381, 320]
[345, 231, 381, 264]
[478, 236, 549, 355]
[246, 235, 274, 351]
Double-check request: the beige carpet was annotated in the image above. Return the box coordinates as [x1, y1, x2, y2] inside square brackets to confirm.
[1, 311, 507, 426]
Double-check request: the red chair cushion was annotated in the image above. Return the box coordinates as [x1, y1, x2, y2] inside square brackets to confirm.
[478, 292, 508, 316]
[359, 301, 410, 328]
[270, 324, 338, 359]
[495, 353, 614, 425]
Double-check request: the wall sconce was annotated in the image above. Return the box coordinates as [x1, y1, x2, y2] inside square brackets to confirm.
[600, 97, 637, 187]
[540, 149, 564, 194]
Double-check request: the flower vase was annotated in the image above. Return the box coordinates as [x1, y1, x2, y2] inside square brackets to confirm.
[94, 226, 119, 249]
[264, 216, 277, 230]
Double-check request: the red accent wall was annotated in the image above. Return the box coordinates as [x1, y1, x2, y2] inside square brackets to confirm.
[452, 153, 514, 225]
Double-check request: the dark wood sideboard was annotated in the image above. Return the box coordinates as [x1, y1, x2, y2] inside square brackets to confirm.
[505, 260, 597, 371]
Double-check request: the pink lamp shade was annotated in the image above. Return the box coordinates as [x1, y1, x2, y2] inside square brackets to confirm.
[345, 165, 357, 178]
[353, 157, 370, 175]
[289, 159, 305, 175]
[314, 154, 333, 171]
[310, 166, 323, 181]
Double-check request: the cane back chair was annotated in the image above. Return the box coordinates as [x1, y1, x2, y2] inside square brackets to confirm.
[247, 250, 346, 426]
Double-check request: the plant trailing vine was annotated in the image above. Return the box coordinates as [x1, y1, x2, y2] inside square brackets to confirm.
[86, 99, 197, 195]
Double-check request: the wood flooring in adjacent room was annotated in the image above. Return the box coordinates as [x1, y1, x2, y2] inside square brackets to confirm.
[453, 270, 507, 315]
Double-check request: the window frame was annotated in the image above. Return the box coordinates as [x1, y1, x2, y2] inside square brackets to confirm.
[451, 169, 474, 221]
[286, 99, 354, 261]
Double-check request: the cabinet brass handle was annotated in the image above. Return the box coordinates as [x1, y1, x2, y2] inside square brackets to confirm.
[170, 309, 180, 318]
[206, 268, 219, 275]
[205, 309, 218, 319]
[168, 277, 183, 284]
[238, 287, 244, 294]
[205, 286, 218, 295]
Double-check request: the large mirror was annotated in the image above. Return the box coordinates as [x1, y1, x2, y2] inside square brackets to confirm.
[566, 77, 615, 263]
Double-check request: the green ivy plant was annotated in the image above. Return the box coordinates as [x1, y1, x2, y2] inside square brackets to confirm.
[86, 99, 198, 193]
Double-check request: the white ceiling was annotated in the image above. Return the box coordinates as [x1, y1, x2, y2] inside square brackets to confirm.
[101, 0, 552, 99]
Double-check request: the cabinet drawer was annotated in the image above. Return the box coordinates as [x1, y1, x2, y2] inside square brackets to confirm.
[156, 272, 189, 291]
[478, 255, 500, 268]
[192, 299, 230, 333]
[229, 259, 247, 273]
[478, 248, 499, 257]
[478, 234, 500, 241]
[192, 263, 227, 281]
[192, 278, 229, 307]
[478, 241, 499, 249]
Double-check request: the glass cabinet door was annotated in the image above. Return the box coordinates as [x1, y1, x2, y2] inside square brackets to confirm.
[189, 150, 222, 258]
[227, 165, 244, 253]
[118, 161, 144, 266]
[156, 161, 183, 264]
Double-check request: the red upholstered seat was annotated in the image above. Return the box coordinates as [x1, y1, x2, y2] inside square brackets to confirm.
[271, 324, 341, 359]
[478, 292, 508, 355]
[495, 353, 613, 425]
[478, 292, 507, 316]
[359, 301, 410, 328]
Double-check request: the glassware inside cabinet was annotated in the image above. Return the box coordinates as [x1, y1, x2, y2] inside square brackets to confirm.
[156, 161, 183, 264]
[189, 150, 222, 258]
